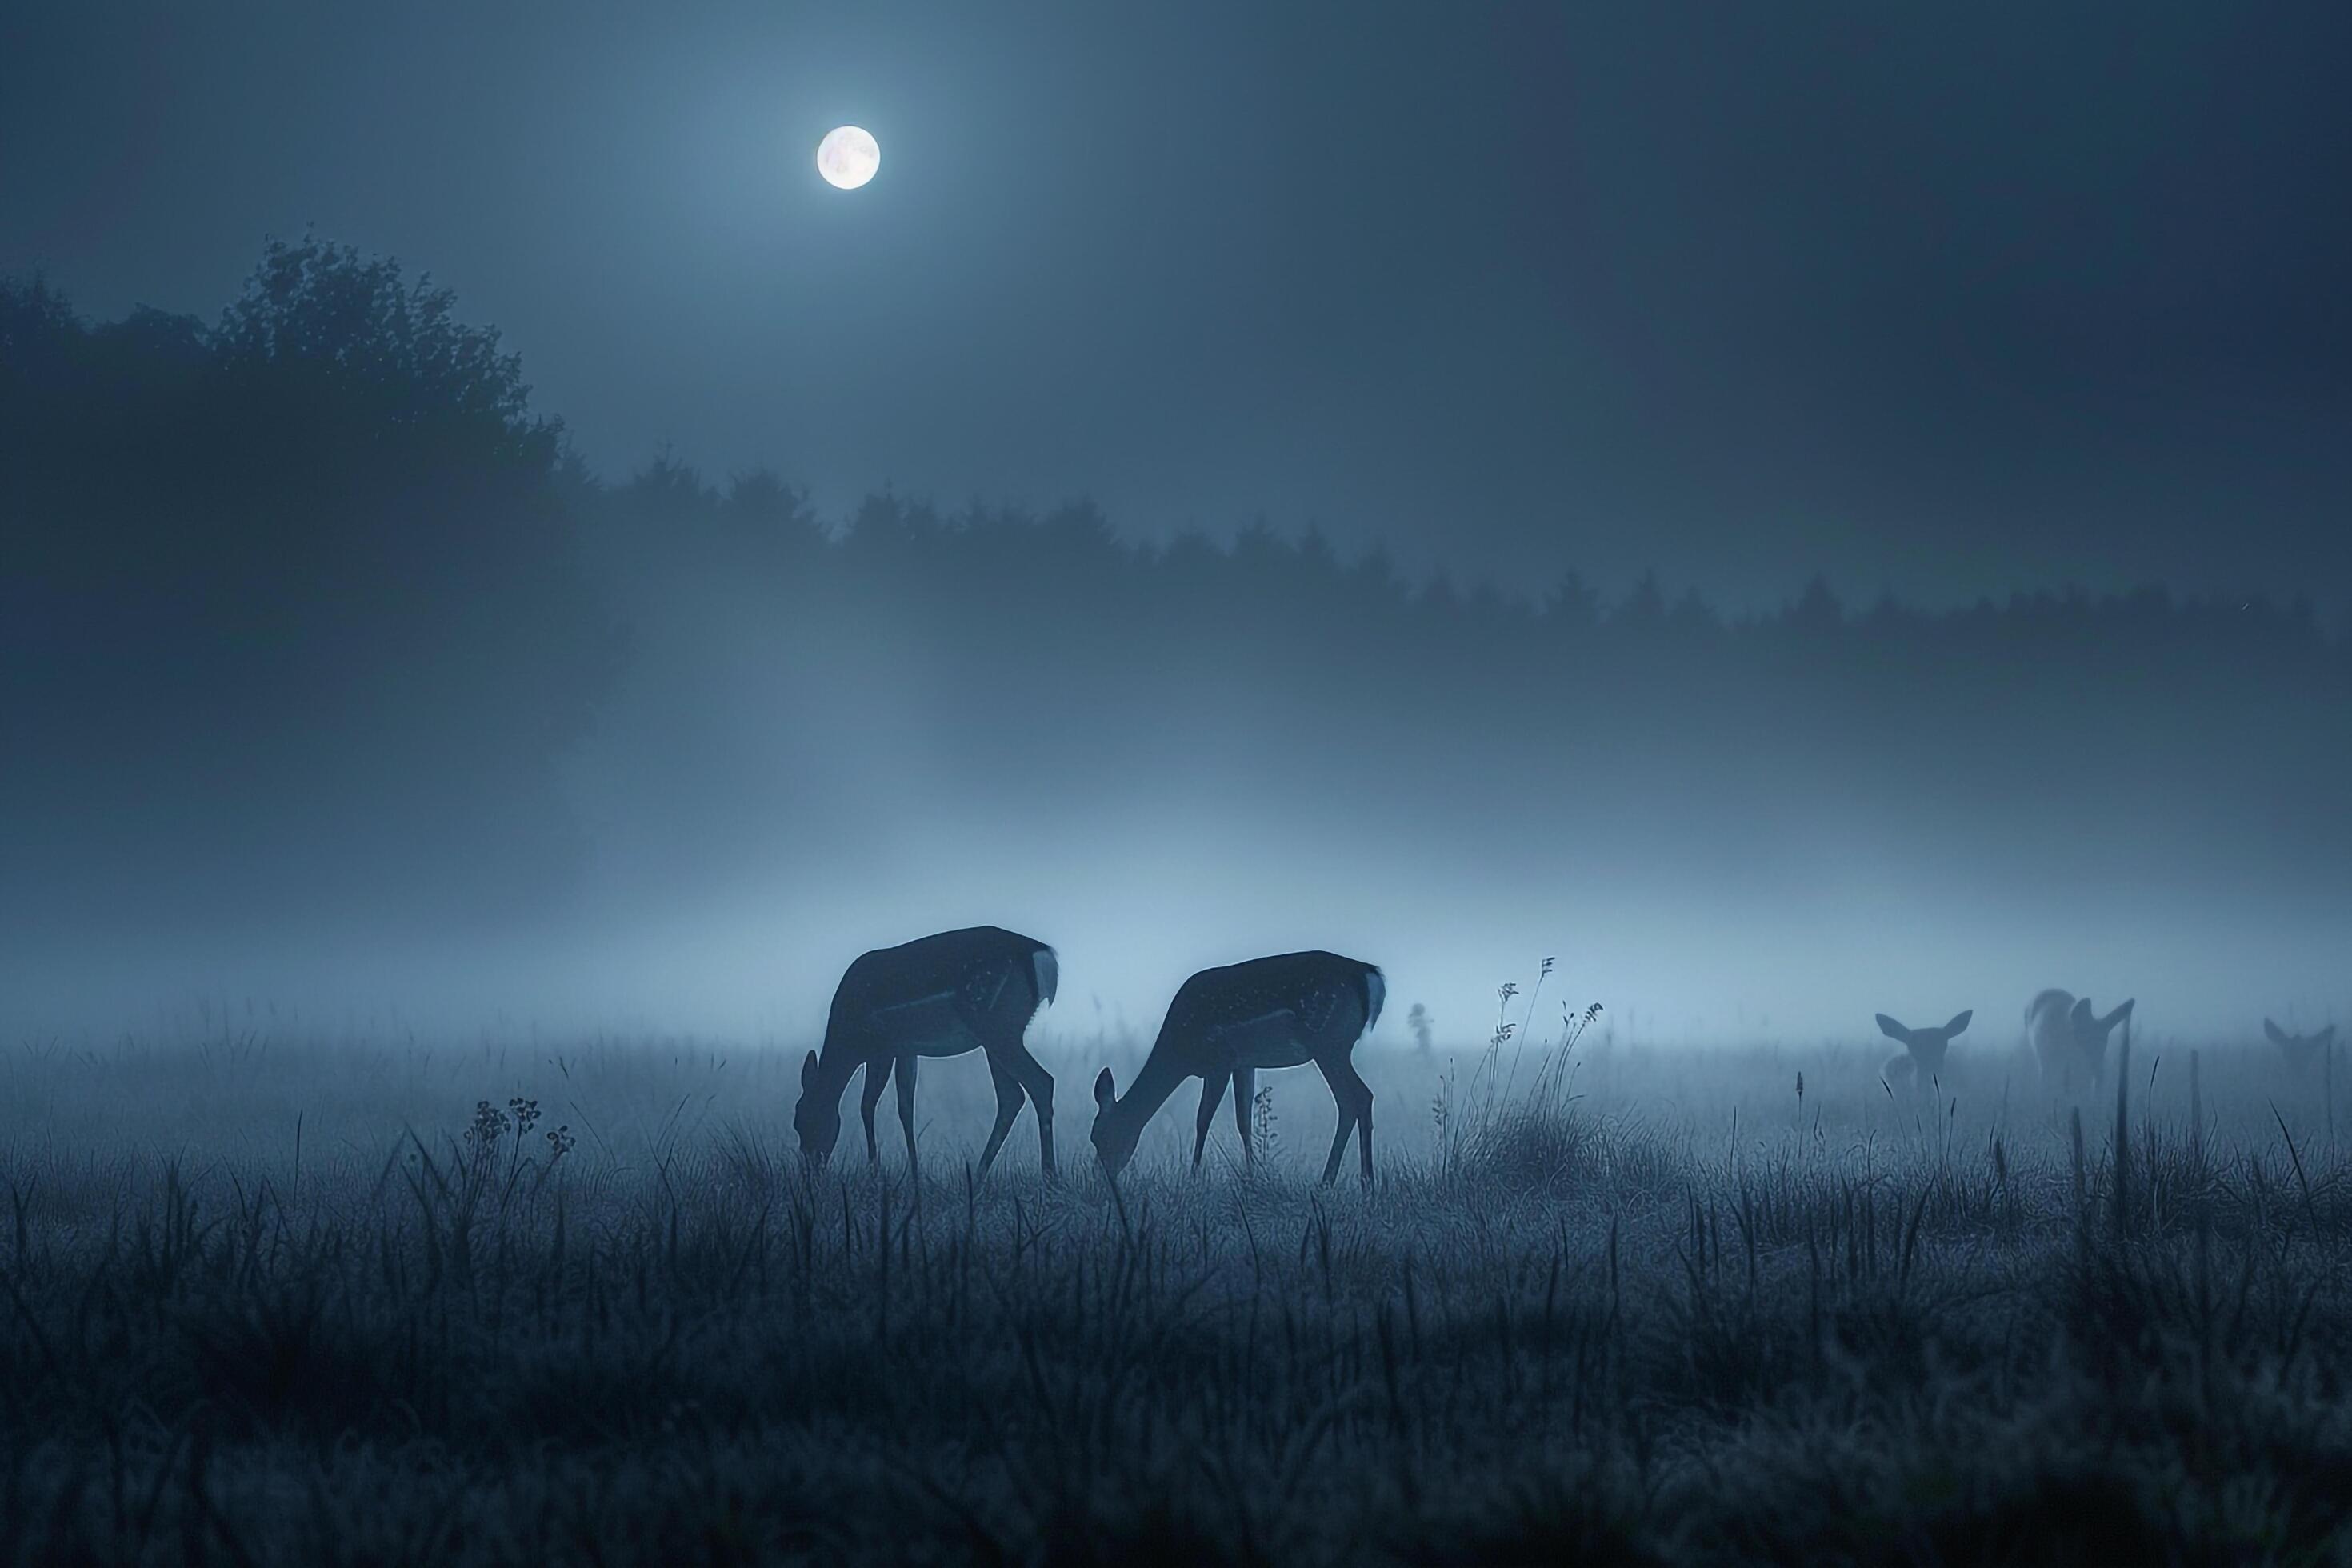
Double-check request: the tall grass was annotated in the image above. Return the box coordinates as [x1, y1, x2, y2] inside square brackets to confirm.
[1, 1021, 2349, 1562]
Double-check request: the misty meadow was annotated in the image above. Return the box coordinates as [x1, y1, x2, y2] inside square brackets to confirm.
[6, 230, 2351, 1564]
[5, 998, 2352, 1563]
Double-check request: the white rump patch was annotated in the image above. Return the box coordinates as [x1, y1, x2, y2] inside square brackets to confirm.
[1033, 947, 1059, 1007]
[1362, 968, 1386, 1034]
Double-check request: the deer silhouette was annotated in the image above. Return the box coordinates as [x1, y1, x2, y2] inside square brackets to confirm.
[2026, 988, 2134, 1098]
[1874, 1009, 1972, 1094]
[2265, 1018, 2336, 1077]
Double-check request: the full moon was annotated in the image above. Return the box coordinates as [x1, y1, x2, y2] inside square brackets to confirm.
[816, 126, 880, 190]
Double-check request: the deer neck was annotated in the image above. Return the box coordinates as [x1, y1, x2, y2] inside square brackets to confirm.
[812, 1037, 870, 1099]
[1112, 1036, 1198, 1131]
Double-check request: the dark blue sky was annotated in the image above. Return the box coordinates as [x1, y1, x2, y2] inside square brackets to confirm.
[6, 0, 2349, 608]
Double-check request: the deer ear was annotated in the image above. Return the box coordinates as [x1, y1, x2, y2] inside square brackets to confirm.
[1874, 1014, 1912, 1044]
[2070, 997, 2096, 1027]
[800, 1050, 818, 1090]
[1093, 1067, 1116, 1108]
[1944, 1010, 1973, 1037]
[2266, 1018, 2290, 1047]
[2106, 998, 2135, 1026]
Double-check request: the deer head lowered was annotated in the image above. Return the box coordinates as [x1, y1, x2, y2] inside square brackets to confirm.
[1090, 950, 1385, 1186]
[793, 926, 1060, 1181]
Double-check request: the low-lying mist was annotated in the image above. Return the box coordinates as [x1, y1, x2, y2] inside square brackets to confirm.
[5, 245, 2347, 1046]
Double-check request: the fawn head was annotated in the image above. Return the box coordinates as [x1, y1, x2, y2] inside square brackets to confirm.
[2067, 996, 2135, 1080]
[1875, 1009, 1973, 1082]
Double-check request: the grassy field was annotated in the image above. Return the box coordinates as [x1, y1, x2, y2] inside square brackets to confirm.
[2, 1005, 2349, 1564]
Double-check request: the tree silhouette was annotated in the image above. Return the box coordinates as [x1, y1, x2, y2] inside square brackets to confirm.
[2, 241, 618, 931]
[7, 239, 2350, 941]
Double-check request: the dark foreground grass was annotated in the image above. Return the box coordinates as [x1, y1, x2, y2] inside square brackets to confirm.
[3, 1030, 2350, 1564]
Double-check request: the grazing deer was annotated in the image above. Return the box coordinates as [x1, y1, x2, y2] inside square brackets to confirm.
[1090, 951, 1385, 1186]
[2025, 988, 2134, 1098]
[2265, 1018, 2336, 1076]
[1875, 1009, 1972, 1093]
[794, 926, 1059, 1179]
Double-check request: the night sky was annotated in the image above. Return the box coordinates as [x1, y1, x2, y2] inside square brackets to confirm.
[7, 0, 2348, 610]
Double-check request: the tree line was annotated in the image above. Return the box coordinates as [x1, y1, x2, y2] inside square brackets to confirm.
[6, 240, 2346, 934]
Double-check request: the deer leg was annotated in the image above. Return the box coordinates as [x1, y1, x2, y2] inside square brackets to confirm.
[1006, 1041, 1058, 1178]
[1350, 1060, 1377, 1184]
[859, 1055, 892, 1165]
[975, 1052, 1026, 1180]
[1316, 1054, 1374, 1186]
[1193, 1072, 1230, 1170]
[1232, 1067, 1257, 1174]
[894, 1051, 920, 1181]
[1316, 1086, 1352, 1185]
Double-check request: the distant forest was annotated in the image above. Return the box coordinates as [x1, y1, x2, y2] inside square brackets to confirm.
[6, 241, 2348, 936]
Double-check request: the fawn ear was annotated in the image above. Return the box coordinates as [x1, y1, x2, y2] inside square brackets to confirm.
[1943, 1010, 1973, 1038]
[1093, 1067, 1116, 1108]
[2105, 998, 2135, 1027]
[1874, 1014, 1912, 1044]
[2266, 1018, 2291, 1047]
[800, 1050, 818, 1091]
[2070, 997, 2096, 1029]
